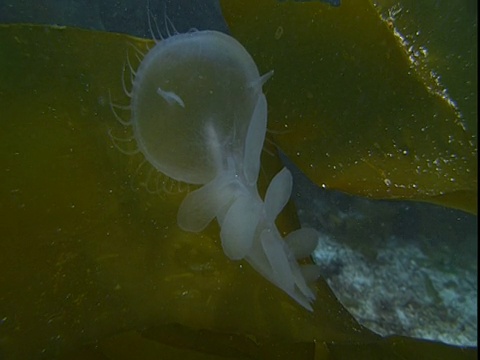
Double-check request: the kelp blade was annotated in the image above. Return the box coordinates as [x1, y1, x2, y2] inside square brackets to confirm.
[220, 0, 477, 214]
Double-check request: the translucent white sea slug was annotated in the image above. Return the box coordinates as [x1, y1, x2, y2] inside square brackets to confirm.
[115, 29, 321, 310]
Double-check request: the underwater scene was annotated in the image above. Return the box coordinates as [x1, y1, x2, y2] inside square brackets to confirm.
[0, 0, 477, 359]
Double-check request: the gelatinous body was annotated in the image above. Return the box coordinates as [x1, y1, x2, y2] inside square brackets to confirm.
[130, 30, 320, 310]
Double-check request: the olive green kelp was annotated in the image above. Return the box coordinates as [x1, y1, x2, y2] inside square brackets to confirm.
[0, 24, 476, 360]
[220, 0, 477, 214]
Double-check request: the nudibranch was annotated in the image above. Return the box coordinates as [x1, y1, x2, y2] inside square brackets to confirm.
[116, 29, 321, 310]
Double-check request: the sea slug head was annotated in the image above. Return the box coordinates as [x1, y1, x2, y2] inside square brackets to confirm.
[131, 30, 270, 185]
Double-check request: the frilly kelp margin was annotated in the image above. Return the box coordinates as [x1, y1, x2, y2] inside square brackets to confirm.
[0, 23, 476, 359]
[220, 0, 477, 214]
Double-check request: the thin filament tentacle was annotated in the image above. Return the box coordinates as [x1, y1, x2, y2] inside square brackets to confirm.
[144, 166, 159, 194]
[121, 61, 133, 98]
[266, 127, 292, 135]
[146, 0, 162, 42]
[127, 42, 146, 59]
[165, 13, 179, 37]
[109, 100, 132, 127]
[125, 51, 137, 83]
[108, 129, 140, 156]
